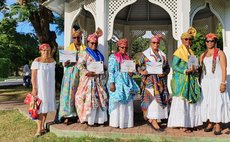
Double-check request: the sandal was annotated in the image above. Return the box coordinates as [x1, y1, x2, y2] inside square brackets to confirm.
[204, 127, 213, 132]
[34, 132, 42, 137]
[183, 128, 193, 133]
[146, 120, 164, 132]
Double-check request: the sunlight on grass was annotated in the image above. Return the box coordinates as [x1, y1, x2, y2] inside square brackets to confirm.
[0, 110, 156, 142]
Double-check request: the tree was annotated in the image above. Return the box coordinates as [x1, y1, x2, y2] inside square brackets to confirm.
[9, 0, 63, 56]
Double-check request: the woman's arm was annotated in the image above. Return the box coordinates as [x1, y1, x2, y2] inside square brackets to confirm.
[31, 69, 38, 96]
[219, 51, 227, 93]
[108, 55, 116, 92]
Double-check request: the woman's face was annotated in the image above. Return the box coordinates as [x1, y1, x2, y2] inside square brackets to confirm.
[72, 35, 82, 45]
[88, 40, 98, 50]
[118, 45, 127, 55]
[150, 38, 160, 51]
[40, 47, 51, 58]
[181, 37, 192, 47]
[205, 38, 216, 49]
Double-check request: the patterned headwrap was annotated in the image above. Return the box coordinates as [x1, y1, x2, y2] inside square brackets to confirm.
[181, 27, 197, 39]
[39, 43, 50, 51]
[71, 24, 83, 37]
[205, 33, 217, 39]
[87, 27, 103, 42]
[150, 34, 162, 42]
[116, 38, 128, 47]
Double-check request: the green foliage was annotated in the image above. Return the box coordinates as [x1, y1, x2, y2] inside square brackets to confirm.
[0, 58, 11, 78]
[191, 32, 206, 58]
[131, 37, 149, 62]
[0, 17, 39, 75]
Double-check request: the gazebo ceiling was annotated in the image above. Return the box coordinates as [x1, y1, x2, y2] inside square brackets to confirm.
[115, 0, 171, 25]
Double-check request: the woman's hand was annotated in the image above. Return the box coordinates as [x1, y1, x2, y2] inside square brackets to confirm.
[64, 60, 70, 67]
[220, 83, 226, 93]
[110, 83, 116, 92]
[85, 72, 96, 77]
[140, 70, 148, 75]
[31, 89, 37, 97]
[128, 72, 133, 77]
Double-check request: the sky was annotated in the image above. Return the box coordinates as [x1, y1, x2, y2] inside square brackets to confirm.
[0, 0, 64, 46]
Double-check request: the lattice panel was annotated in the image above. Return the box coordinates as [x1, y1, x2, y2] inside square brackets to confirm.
[193, 17, 220, 35]
[113, 29, 124, 39]
[84, 0, 96, 19]
[108, 0, 137, 39]
[131, 30, 146, 39]
[148, 0, 178, 37]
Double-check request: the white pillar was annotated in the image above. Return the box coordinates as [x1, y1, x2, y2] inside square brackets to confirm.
[177, 0, 191, 46]
[95, 0, 108, 64]
[167, 25, 174, 66]
[64, 12, 72, 48]
[224, 1, 230, 89]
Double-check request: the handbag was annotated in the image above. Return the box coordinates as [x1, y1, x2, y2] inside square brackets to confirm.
[24, 93, 42, 119]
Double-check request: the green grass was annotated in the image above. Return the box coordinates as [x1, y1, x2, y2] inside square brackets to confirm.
[0, 86, 31, 102]
[0, 110, 155, 142]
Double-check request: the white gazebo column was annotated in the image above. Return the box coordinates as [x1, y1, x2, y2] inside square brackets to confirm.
[177, 0, 191, 46]
[64, 12, 72, 48]
[95, 0, 108, 64]
[224, 1, 230, 89]
[167, 25, 174, 66]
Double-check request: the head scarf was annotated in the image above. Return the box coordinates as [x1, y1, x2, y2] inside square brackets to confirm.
[116, 38, 128, 48]
[181, 27, 197, 39]
[39, 43, 50, 51]
[205, 33, 217, 39]
[71, 24, 83, 37]
[87, 27, 103, 42]
[150, 34, 162, 42]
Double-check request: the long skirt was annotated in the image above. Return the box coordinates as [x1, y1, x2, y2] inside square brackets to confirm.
[86, 108, 108, 125]
[168, 97, 202, 128]
[109, 101, 134, 128]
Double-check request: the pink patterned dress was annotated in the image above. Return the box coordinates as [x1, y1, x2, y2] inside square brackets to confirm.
[75, 51, 108, 125]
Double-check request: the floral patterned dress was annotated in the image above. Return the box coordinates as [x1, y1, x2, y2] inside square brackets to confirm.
[75, 49, 108, 125]
[58, 43, 86, 121]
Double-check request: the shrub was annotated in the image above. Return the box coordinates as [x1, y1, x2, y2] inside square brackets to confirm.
[0, 58, 11, 78]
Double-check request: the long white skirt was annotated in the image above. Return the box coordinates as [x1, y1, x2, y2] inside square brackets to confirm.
[167, 97, 202, 128]
[201, 79, 230, 123]
[146, 88, 168, 119]
[86, 108, 107, 125]
[109, 101, 134, 128]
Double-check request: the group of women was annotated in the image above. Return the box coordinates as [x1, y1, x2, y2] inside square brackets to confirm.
[30, 25, 230, 137]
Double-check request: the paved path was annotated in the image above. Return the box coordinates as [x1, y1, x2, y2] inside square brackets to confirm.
[0, 79, 23, 86]
[0, 100, 229, 141]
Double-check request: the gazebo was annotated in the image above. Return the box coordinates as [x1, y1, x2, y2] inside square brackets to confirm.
[43, 0, 230, 86]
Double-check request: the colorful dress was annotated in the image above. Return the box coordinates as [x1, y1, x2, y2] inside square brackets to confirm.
[168, 44, 202, 128]
[58, 43, 86, 121]
[107, 53, 139, 128]
[200, 50, 230, 123]
[31, 61, 56, 114]
[75, 47, 108, 125]
[138, 48, 170, 120]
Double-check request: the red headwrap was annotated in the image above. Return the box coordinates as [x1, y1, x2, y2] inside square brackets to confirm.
[205, 33, 217, 39]
[39, 44, 50, 51]
[150, 34, 162, 42]
[87, 27, 103, 42]
[116, 38, 128, 48]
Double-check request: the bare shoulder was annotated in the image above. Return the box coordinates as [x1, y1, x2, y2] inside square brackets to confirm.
[34, 57, 40, 62]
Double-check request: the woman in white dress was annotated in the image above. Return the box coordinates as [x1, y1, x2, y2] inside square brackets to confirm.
[138, 34, 170, 132]
[31, 43, 56, 137]
[200, 33, 230, 135]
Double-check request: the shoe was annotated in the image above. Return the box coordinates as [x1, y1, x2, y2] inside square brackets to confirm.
[214, 130, 222, 135]
[204, 127, 213, 132]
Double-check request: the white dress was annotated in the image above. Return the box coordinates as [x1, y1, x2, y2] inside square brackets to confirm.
[167, 97, 202, 128]
[31, 61, 56, 114]
[109, 101, 134, 128]
[146, 88, 168, 119]
[200, 56, 230, 123]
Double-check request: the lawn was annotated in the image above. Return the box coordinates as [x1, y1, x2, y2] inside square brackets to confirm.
[0, 86, 31, 102]
[0, 110, 154, 142]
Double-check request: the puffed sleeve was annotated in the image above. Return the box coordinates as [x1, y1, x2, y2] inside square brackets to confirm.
[31, 61, 39, 70]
